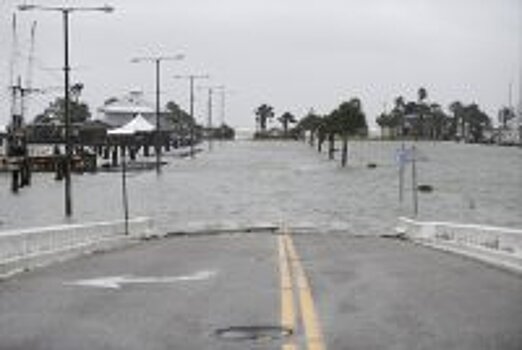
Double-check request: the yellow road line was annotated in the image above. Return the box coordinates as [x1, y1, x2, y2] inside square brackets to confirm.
[284, 234, 326, 350]
[278, 235, 297, 350]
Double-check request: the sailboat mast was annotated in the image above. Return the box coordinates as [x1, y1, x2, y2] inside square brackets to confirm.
[21, 20, 37, 122]
[9, 13, 19, 124]
[519, 0, 522, 143]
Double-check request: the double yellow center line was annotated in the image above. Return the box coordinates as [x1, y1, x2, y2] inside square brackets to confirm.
[278, 228, 326, 350]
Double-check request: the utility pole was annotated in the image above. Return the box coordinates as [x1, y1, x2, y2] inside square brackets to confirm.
[211, 85, 226, 141]
[173, 74, 209, 157]
[18, 4, 114, 217]
[199, 85, 224, 151]
[207, 87, 213, 151]
[132, 54, 185, 173]
[63, 8, 72, 214]
[219, 86, 226, 126]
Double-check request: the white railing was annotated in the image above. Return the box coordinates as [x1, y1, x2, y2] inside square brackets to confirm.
[0, 217, 153, 277]
[397, 217, 522, 261]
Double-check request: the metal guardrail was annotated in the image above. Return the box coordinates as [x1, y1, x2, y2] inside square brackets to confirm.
[0, 217, 153, 277]
[397, 217, 522, 271]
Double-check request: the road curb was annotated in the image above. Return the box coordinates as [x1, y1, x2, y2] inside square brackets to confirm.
[411, 239, 522, 276]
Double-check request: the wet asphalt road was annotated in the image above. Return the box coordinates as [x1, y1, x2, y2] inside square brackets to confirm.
[0, 232, 521, 350]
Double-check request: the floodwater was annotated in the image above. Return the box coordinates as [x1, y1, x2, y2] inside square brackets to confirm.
[0, 140, 521, 235]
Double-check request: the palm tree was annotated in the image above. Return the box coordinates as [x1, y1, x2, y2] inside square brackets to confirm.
[466, 103, 490, 143]
[334, 98, 367, 167]
[34, 97, 91, 124]
[70, 83, 84, 103]
[278, 112, 296, 136]
[376, 97, 405, 139]
[254, 104, 274, 132]
[449, 101, 465, 141]
[418, 87, 427, 101]
[296, 111, 322, 145]
[498, 106, 516, 128]
[428, 103, 449, 140]
[316, 122, 326, 153]
[322, 113, 338, 160]
[416, 87, 428, 138]
[449, 102, 490, 142]
[166, 101, 194, 137]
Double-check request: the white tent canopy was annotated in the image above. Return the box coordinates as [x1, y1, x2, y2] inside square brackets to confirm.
[108, 114, 155, 135]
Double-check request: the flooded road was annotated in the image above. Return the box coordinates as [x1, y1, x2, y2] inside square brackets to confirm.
[1, 140, 521, 234]
[1, 140, 522, 349]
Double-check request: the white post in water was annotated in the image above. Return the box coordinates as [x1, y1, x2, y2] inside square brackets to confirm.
[121, 146, 129, 235]
[411, 145, 418, 217]
[399, 142, 405, 203]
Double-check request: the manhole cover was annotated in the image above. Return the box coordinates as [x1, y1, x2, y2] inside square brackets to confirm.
[215, 326, 292, 341]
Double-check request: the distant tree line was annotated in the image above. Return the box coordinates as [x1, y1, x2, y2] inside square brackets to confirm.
[376, 87, 491, 143]
[255, 98, 368, 167]
[33, 83, 90, 124]
[294, 98, 367, 167]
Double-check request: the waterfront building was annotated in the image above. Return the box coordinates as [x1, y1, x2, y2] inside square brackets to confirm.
[96, 91, 173, 130]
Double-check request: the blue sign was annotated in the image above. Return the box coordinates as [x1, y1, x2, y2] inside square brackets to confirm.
[395, 147, 414, 166]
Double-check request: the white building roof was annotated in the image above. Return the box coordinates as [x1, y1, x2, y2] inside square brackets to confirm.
[98, 91, 156, 115]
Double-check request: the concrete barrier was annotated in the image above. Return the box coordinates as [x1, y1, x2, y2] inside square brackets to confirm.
[397, 217, 522, 273]
[0, 217, 154, 278]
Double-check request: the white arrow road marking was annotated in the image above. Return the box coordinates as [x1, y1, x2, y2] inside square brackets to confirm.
[64, 270, 217, 289]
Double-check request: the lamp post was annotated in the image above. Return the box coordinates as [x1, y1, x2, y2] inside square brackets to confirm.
[210, 85, 226, 142]
[132, 55, 184, 173]
[200, 87, 215, 151]
[18, 3, 114, 217]
[215, 86, 235, 141]
[199, 85, 224, 150]
[173, 74, 209, 157]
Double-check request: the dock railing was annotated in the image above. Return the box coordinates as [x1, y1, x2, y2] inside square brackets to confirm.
[397, 217, 522, 271]
[0, 217, 154, 277]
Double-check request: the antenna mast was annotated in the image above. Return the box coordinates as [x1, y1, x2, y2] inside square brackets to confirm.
[519, 0, 522, 143]
[22, 20, 37, 120]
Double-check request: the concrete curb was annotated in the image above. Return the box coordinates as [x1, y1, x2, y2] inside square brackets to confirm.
[396, 217, 522, 275]
[0, 218, 154, 280]
[413, 239, 522, 275]
[0, 235, 142, 280]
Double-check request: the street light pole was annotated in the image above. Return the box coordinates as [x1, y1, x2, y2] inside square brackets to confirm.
[207, 87, 213, 151]
[132, 55, 184, 173]
[155, 59, 161, 172]
[199, 85, 225, 150]
[18, 3, 114, 217]
[173, 74, 209, 157]
[221, 87, 226, 127]
[63, 9, 72, 215]
[213, 86, 226, 142]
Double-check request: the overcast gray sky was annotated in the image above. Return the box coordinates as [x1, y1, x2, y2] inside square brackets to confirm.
[1, 0, 521, 129]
